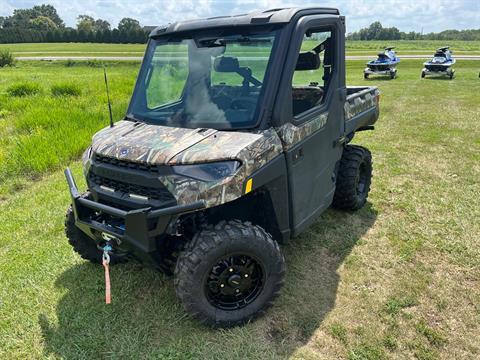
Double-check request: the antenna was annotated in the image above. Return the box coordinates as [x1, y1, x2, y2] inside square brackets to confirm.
[103, 67, 114, 128]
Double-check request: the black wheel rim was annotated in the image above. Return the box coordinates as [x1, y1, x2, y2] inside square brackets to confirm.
[356, 161, 368, 200]
[205, 254, 264, 310]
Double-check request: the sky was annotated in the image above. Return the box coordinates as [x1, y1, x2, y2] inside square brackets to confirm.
[1, 0, 479, 34]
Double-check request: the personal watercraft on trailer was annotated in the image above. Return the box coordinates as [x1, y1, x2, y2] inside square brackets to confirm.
[364, 47, 400, 79]
[422, 47, 456, 79]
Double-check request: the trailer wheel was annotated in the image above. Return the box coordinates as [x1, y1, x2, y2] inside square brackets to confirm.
[332, 145, 372, 211]
[65, 200, 127, 264]
[174, 220, 285, 328]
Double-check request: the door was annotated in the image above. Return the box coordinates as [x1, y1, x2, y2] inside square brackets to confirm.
[276, 19, 346, 235]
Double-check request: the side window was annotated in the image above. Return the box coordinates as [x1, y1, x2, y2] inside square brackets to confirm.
[292, 29, 333, 117]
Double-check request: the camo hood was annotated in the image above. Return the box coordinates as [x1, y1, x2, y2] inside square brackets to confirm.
[91, 120, 281, 166]
[90, 121, 283, 207]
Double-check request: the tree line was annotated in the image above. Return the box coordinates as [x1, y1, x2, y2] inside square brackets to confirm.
[347, 21, 480, 41]
[0, 4, 150, 44]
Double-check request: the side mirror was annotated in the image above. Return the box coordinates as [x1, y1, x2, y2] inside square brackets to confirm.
[214, 56, 240, 72]
[295, 51, 321, 71]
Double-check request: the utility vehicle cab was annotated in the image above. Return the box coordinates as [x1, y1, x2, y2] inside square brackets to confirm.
[65, 7, 380, 327]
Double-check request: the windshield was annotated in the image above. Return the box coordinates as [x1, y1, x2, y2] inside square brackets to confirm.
[128, 30, 278, 129]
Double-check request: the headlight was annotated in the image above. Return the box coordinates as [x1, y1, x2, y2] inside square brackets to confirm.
[173, 160, 241, 182]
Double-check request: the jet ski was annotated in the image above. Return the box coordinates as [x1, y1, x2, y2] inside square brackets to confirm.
[364, 47, 400, 79]
[422, 47, 456, 79]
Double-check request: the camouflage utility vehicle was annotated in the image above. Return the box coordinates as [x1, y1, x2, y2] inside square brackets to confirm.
[65, 7, 380, 327]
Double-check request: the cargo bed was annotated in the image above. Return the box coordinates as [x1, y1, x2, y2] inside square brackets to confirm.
[344, 86, 380, 134]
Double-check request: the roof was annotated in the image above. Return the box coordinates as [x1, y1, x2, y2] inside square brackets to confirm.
[149, 7, 340, 38]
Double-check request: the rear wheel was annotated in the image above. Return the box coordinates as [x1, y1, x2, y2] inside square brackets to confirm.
[332, 145, 372, 211]
[390, 71, 396, 79]
[174, 220, 285, 328]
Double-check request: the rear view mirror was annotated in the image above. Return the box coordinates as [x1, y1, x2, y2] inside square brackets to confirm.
[296, 51, 321, 71]
[214, 56, 240, 72]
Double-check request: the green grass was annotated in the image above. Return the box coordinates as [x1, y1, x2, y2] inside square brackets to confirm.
[0, 42, 146, 54]
[0, 58, 479, 358]
[0, 61, 138, 192]
[1, 40, 479, 58]
[50, 83, 81, 97]
[344, 40, 480, 54]
[6, 81, 40, 97]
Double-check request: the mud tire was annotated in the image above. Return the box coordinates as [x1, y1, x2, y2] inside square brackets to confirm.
[332, 145, 372, 211]
[174, 220, 285, 328]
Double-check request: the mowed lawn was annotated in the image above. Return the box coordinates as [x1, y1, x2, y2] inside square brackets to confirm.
[1, 40, 479, 57]
[0, 59, 479, 359]
[0, 42, 147, 57]
[344, 40, 480, 55]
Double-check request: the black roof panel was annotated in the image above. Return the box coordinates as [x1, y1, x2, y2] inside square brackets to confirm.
[150, 7, 340, 37]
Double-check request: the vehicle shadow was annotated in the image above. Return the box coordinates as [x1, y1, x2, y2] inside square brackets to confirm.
[422, 77, 454, 80]
[39, 203, 377, 358]
[263, 202, 377, 354]
[363, 77, 396, 81]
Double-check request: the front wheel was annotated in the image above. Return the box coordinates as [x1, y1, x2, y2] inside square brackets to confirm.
[332, 145, 372, 211]
[421, 71, 426, 78]
[174, 220, 285, 328]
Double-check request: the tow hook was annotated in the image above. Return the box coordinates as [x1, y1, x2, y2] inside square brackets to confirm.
[101, 243, 112, 304]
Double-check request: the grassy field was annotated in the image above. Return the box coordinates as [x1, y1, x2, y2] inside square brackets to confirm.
[0, 61, 139, 196]
[344, 40, 480, 54]
[1, 40, 480, 57]
[0, 42, 146, 57]
[0, 58, 479, 359]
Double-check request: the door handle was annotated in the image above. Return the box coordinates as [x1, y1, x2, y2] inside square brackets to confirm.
[292, 147, 304, 163]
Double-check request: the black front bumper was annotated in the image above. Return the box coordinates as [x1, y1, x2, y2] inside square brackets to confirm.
[65, 168, 205, 254]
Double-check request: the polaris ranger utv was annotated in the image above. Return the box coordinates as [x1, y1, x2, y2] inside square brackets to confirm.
[65, 7, 380, 327]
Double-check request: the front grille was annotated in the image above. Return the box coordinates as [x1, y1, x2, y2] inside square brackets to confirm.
[89, 173, 175, 203]
[94, 154, 162, 174]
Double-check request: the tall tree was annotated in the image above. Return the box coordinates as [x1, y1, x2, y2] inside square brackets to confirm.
[94, 19, 110, 32]
[32, 4, 64, 27]
[118, 17, 141, 33]
[77, 15, 95, 33]
[4, 4, 64, 28]
[29, 16, 58, 31]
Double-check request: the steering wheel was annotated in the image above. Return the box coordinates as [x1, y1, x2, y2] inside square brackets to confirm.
[230, 97, 257, 112]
